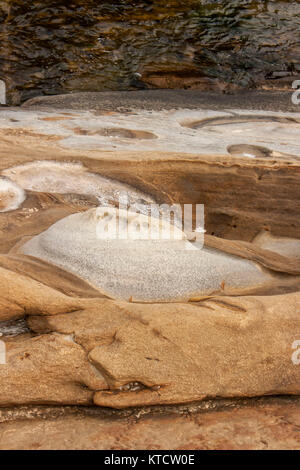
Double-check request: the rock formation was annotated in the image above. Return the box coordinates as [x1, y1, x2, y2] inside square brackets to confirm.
[1, 2, 300, 103]
[1, 398, 299, 450]
[0, 177, 25, 213]
[0, 243, 300, 409]
[0, 98, 299, 449]
[2, 160, 155, 208]
[20, 207, 277, 302]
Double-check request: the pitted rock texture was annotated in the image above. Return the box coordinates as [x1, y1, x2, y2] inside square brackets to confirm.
[0, 103, 299, 449]
[0, 254, 299, 408]
[2, 160, 155, 209]
[2, 107, 300, 156]
[20, 207, 277, 302]
[0, 177, 25, 213]
[0, 398, 299, 450]
[1, 107, 300, 244]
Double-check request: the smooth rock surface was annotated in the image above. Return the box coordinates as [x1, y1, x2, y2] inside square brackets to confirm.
[254, 231, 300, 259]
[1, 106, 300, 156]
[21, 208, 274, 302]
[1, 278, 299, 407]
[2, 160, 155, 208]
[0, 177, 25, 213]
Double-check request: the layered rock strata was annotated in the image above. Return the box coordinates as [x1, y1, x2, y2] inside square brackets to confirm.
[0, 103, 299, 449]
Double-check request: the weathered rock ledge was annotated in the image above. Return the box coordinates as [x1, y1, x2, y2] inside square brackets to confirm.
[0, 103, 299, 448]
[0, 397, 299, 450]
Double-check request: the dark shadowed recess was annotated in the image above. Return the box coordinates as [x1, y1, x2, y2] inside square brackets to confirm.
[0, 0, 300, 104]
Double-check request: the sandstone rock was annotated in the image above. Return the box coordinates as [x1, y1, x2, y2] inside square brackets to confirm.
[0, 265, 84, 321]
[253, 231, 300, 259]
[0, 177, 25, 213]
[0, 252, 111, 323]
[0, 106, 299, 242]
[0, 249, 299, 408]
[0, 191, 98, 254]
[0, 254, 104, 299]
[0, 398, 299, 450]
[0, 333, 107, 406]
[1, 2, 299, 102]
[26, 292, 300, 408]
[0, 101, 299, 449]
[20, 207, 278, 302]
[2, 160, 155, 209]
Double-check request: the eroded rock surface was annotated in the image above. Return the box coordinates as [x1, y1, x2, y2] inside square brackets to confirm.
[2, 160, 155, 209]
[253, 232, 300, 259]
[0, 177, 25, 213]
[1, 2, 300, 103]
[0, 333, 107, 406]
[1, 106, 300, 156]
[20, 207, 278, 302]
[0, 101, 299, 448]
[0, 398, 299, 450]
[0, 257, 299, 408]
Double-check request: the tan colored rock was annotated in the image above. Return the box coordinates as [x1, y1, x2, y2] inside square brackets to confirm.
[0, 240, 298, 409]
[0, 105, 299, 421]
[0, 254, 104, 299]
[1, 398, 300, 450]
[0, 126, 300, 245]
[0, 252, 109, 323]
[0, 265, 84, 321]
[1, 264, 299, 408]
[26, 292, 300, 409]
[0, 333, 107, 406]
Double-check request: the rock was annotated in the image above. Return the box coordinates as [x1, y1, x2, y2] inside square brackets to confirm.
[0, 398, 299, 450]
[0, 254, 105, 299]
[1, 2, 300, 102]
[0, 105, 300, 242]
[20, 207, 277, 302]
[0, 333, 107, 406]
[0, 264, 85, 321]
[21, 89, 299, 113]
[0, 319, 29, 337]
[26, 292, 300, 408]
[0, 177, 25, 213]
[0, 253, 299, 408]
[0, 191, 98, 254]
[20, 208, 300, 302]
[2, 160, 155, 209]
[0, 100, 299, 448]
[0, 253, 109, 323]
[253, 231, 300, 259]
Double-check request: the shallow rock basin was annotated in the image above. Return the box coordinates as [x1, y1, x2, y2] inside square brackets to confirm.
[21, 208, 273, 302]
